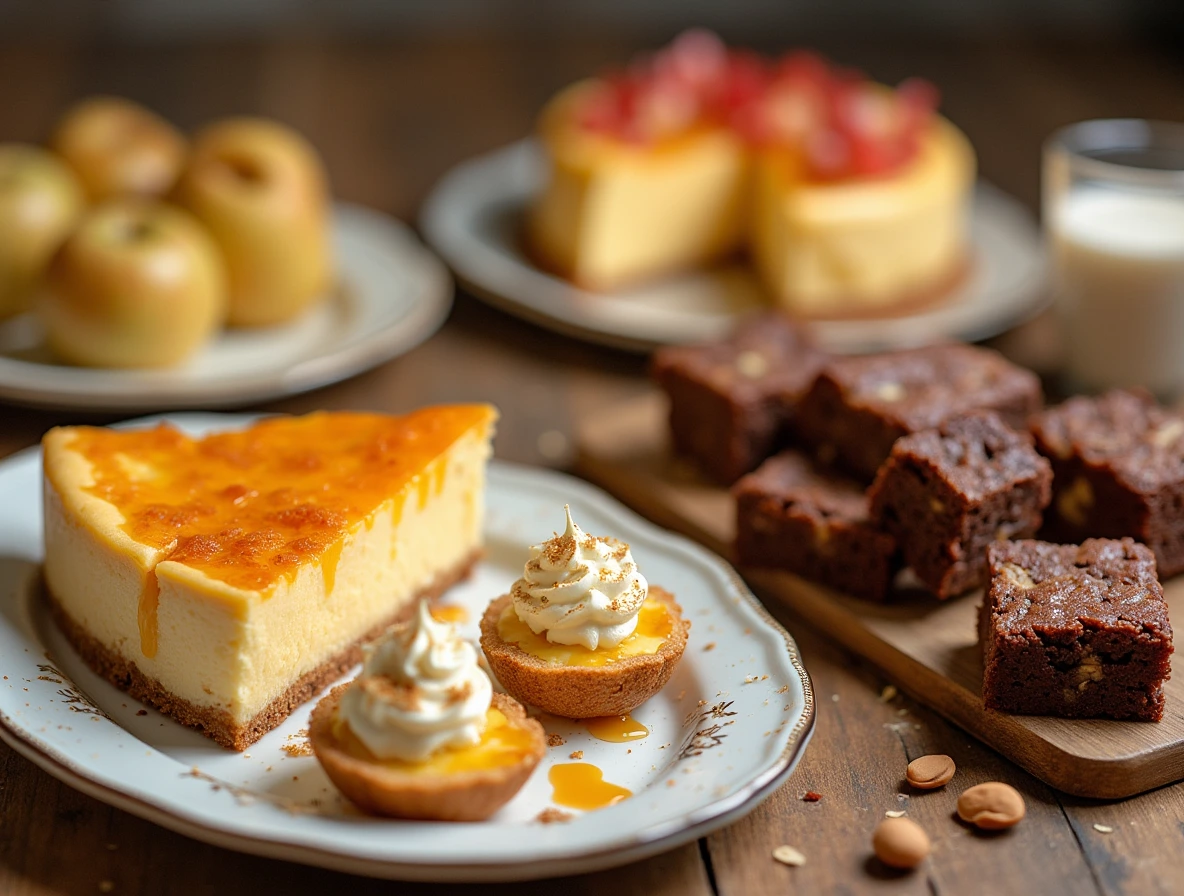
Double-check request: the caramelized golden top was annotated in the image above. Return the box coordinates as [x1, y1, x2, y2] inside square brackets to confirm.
[66, 407, 494, 592]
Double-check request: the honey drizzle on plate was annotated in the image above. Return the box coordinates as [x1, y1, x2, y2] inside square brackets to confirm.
[548, 763, 632, 810]
[584, 714, 649, 743]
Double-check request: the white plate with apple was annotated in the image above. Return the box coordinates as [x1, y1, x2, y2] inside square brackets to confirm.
[0, 202, 453, 412]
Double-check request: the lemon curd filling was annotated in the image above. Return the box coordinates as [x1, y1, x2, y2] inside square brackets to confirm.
[499, 597, 672, 667]
[333, 707, 534, 774]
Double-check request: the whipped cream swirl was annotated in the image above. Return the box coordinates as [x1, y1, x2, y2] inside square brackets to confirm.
[338, 599, 492, 762]
[511, 505, 648, 650]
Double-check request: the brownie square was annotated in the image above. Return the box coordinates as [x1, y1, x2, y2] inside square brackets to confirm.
[795, 344, 1043, 481]
[868, 411, 1052, 598]
[980, 538, 1173, 721]
[733, 451, 898, 601]
[1030, 388, 1184, 577]
[651, 313, 827, 483]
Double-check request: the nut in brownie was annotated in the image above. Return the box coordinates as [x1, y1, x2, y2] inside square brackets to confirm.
[733, 451, 898, 601]
[980, 538, 1173, 722]
[1030, 388, 1184, 577]
[795, 343, 1043, 480]
[651, 313, 827, 483]
[869, 411, 1052, 599]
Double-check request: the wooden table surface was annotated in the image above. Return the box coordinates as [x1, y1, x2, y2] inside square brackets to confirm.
[2, 32, 1184, 896]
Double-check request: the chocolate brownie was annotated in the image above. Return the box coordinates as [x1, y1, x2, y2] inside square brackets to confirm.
[651, 313, 827, 483]
[869, 411, 1052, 599]
[795, 344, 1043, 481]
[980, 538, 1173, 721]
[733, 452, 898, 601]
[1030, 388, 1184, 577]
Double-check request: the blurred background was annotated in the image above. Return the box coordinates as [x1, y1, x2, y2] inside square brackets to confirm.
[2, 0, 1180, 220]
[1, 0, 1183, 432]
[4, 0, 1182, 41]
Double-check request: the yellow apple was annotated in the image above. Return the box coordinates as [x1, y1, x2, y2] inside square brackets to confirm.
[173, 117, 332, 326]
[0, 144, 84, 319]
[38, 199, 226, 368]
[51, 96, 186, 201]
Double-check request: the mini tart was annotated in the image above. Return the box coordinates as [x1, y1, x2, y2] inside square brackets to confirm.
[479, 585, 690, 719]
[309, 688, 544, 821]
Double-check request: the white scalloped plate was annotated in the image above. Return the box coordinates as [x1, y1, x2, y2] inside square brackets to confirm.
[421, 139, 1049, 354]
[0, 205, 452, 412]
[0, 413, 813, 882]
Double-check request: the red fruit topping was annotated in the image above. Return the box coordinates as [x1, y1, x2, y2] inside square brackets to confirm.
[805, 129, 852, 180]
[834, 85, 893, 139]
[761, 84, 826, 143]
[719, 51, 770, 115]
[897, 77, 941, 128]
[665, 28, 729, 89]
[634, 79, 698, 142]
[848, 133, 909, 178]
[572, 31, 939, 179]
[578, 82, 626, 135]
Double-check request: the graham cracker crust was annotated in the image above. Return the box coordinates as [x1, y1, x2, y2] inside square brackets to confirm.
[44, 550, 481, 751]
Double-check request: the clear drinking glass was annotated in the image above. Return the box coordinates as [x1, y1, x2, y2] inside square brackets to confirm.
[1043, 119, 1184, 396]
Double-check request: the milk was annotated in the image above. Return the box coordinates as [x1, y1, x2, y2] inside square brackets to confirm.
[1052, 187, 1184, 394]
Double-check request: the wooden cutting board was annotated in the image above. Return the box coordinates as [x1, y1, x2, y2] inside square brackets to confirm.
[575, 391, 1184, 800]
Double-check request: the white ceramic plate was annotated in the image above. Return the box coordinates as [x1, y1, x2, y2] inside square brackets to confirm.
[0, 205, 452, 412]
[421, 139, 1049, 354]
[0, 413, 814, 882]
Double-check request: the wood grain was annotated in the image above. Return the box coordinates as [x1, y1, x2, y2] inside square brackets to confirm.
[705, 631, 1101, 895]
[576, 392, 1184, 799]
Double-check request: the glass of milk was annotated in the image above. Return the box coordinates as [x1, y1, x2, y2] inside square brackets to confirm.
[1045, 119, 1184, 395]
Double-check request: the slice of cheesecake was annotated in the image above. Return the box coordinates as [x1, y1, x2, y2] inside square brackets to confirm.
[42, 406, 496, 750]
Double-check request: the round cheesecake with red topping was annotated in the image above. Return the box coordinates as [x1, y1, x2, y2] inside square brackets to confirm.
[527, 31, 975, 316]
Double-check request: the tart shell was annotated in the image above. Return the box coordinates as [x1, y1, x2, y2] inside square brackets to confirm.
[479, 585, 690, 719]
[309, 688, 545, 821]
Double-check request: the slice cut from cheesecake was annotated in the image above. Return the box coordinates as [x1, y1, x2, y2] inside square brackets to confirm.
[42, 406, 496, 750]
[527, 80, 749, 291]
